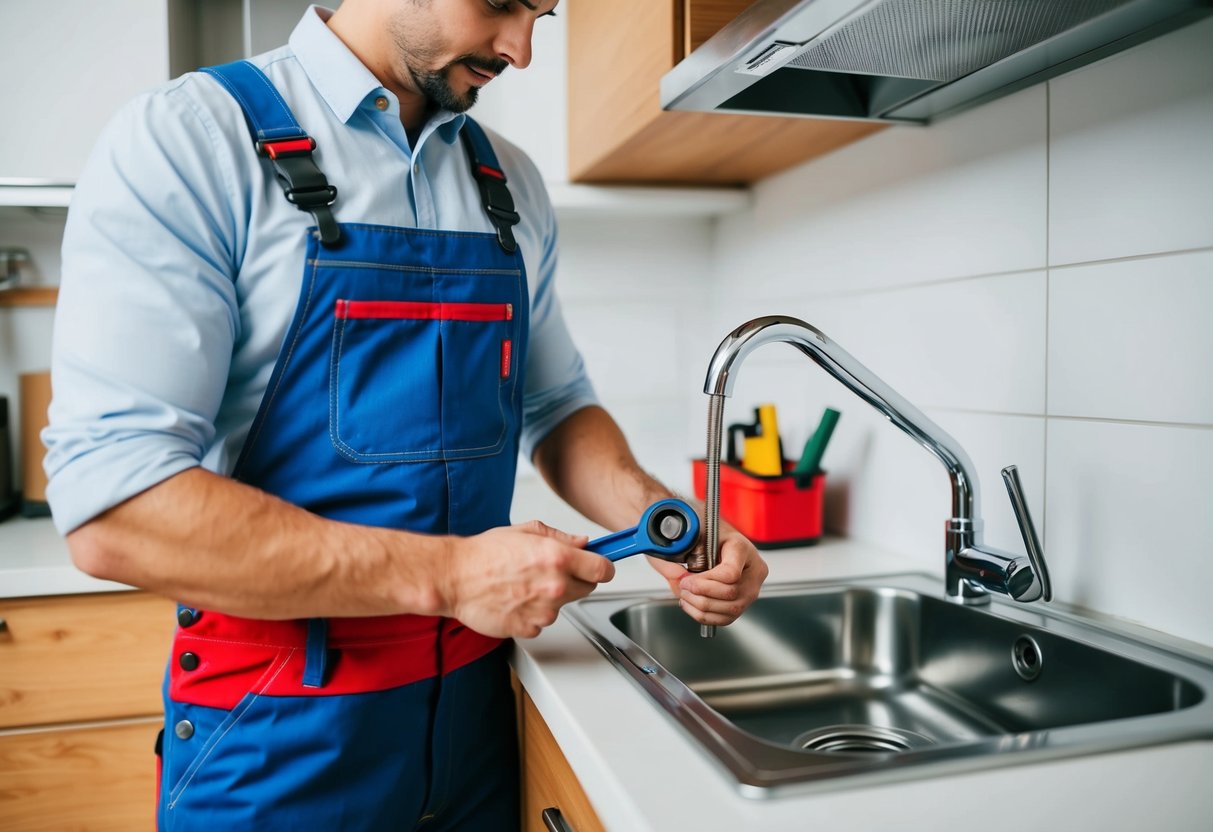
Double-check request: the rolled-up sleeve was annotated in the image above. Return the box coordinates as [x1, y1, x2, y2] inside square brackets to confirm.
[518, 194, 599, 462]
[44, 82, 244, 534]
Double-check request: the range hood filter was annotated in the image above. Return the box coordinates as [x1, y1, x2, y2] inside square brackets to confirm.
[662, 0, 1213, 123]
[789, 0, 1133, 82]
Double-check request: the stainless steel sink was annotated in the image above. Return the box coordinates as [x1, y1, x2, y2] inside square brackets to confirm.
[565, 573, 1213, 796]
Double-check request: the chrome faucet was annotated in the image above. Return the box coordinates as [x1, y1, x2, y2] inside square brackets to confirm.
[697, 315, 1050, 636]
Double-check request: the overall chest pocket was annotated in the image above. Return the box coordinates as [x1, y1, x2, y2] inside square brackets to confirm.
[330, 297, 519, 462]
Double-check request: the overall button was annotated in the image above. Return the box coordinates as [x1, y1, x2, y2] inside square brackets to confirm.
[177, 608, 198, 628]
[179, 652, 200, 671]
[174, 720, 195, 740]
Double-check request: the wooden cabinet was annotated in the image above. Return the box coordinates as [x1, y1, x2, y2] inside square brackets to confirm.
[0, 591, 177, 831]
[516, 685, 606, 832]
[567, 0, 885, 185]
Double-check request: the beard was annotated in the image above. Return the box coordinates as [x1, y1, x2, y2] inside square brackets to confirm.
[410, 54, 508, 113]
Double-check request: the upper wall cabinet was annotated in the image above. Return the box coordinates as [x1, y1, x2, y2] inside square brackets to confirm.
[567, 0, 885, 186]
[0, 0, 313, 185]
[0, 0, 174, 182]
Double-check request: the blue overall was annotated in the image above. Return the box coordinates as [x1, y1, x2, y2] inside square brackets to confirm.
[155, 61, 529, 831]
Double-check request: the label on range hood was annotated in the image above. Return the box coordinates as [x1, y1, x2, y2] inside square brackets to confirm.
[736, 41, 800, 76]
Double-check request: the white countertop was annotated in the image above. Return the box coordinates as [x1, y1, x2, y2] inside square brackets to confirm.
[0, 516, 130, 596]
[4, 481, 1210, 830]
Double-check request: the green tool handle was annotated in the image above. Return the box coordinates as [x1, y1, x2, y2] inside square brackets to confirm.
[792, 408, 840, 483]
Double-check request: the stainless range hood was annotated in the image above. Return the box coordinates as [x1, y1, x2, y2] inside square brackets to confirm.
[662, 0, 1213, 124]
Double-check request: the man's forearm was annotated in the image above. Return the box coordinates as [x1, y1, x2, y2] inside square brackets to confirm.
[67, 467, 448, 620]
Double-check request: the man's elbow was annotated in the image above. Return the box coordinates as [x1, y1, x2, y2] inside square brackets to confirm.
[66, 522, 123, 582]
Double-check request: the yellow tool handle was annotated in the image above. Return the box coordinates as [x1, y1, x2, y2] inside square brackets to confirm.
[742, 404, 783, 476]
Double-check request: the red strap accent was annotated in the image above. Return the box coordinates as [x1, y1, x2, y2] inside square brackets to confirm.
[476, 163, 506, 181]
[335, 299, 512, 322]
[168, 612, 501, 710]
[501, 339, 512, 379]
[261, 137, 316, 159]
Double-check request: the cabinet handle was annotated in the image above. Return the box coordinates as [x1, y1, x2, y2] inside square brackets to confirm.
[542, 807, 575, 832]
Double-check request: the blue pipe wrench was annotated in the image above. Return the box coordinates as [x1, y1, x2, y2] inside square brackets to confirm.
[586, 498, 701, 562]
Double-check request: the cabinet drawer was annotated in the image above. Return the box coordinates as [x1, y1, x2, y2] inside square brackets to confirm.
[521, 692, 606, 832]
[0, 592, 177, 728]
[0, 718, 159, 831]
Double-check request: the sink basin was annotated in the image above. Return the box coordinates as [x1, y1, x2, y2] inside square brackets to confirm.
[565, 573, 1213, 796]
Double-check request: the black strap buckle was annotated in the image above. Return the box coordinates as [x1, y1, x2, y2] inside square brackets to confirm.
[461, 134, 520, 254]
[474, 174, 519, 253]
[257, 136, 341, 246]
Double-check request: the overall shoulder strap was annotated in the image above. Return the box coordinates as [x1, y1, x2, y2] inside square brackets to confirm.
[460, 117, 521, 254]
[200, 60, 341, 246]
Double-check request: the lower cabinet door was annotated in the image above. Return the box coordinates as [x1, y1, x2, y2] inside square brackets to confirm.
[520, 692, 606, 832]
[0, 591, 177, 728]
[0, 718, 161, 832]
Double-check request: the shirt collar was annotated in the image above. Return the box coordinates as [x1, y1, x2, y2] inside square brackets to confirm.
[289, 5, 466, 146]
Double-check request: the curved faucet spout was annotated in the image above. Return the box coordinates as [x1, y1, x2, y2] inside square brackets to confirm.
[702, 315, 1051, 606]
[704, 316, 979, 522]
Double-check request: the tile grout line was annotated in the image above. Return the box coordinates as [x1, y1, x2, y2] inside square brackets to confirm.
[1043, 81, 1052, 544]
[920, 405, 1213, 431]
[725, 243, 1213, 306]
[1048, 242, 1213, 271]
[1044, 414, 1213, 431]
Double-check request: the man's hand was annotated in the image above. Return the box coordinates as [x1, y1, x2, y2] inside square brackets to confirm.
[438, 520, 615, 639]
[648, 525, 768, 627]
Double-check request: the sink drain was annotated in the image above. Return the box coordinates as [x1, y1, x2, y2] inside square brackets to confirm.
[1012, 634, 1044, 681]
[795, 725, 935, 755]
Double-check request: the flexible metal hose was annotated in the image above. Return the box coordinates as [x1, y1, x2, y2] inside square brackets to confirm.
[696, 393, 726, 638]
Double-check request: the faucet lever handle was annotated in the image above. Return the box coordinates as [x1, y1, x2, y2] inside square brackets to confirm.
[1001, 465, 1052, 602]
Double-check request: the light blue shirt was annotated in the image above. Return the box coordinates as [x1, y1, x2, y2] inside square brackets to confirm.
[45, 6, 597, 534]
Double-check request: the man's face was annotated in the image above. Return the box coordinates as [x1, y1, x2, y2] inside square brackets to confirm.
[389, 0, 560, 112]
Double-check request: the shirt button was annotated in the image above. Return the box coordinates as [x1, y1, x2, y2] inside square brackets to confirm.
[179, 652, 200, 671]
[374, 96, 388, 111]
[174, 720, 195, 740]
[413, 162, 420, 174]
[177, 608, 198, 628]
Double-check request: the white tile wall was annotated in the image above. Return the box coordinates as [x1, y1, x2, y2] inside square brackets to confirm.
[1049, 250, 1213, 425]
[713, 85, 1047, 298]
[716, 273, 1049, 414]
[1046, 419, 1213, 646]
[1048, 16, 1213, 265]
[523, 215, 715, 494]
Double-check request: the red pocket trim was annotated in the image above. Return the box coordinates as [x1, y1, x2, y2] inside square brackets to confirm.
[335, 300, 512, 321]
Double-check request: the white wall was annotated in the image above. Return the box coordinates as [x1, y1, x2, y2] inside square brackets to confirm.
[710, 17, 1213, 647]
[547, 216, 713, 494]
[472, 7, 568, 185]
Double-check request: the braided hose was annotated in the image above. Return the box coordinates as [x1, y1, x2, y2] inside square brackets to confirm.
[695, 393, 726, 638]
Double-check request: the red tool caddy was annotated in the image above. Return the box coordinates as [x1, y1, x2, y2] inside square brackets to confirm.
[691, 459, 825, 550]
